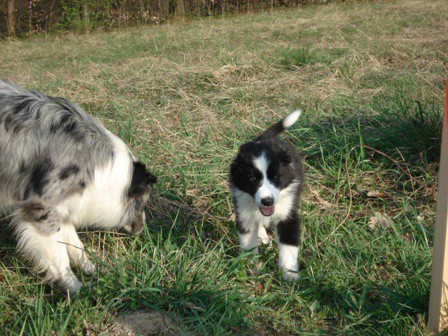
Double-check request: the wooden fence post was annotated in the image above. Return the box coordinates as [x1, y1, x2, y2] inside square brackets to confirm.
[428, 77, 448, 333]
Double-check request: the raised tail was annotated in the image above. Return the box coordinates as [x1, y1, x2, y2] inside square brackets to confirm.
[257, 110, 302, 140]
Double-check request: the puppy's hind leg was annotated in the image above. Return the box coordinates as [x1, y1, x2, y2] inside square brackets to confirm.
[13, 219, 82, 294]
[62, 223, 95, 276]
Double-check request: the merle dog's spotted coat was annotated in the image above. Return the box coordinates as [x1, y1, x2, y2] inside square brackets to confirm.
[0, 80, 156, 293]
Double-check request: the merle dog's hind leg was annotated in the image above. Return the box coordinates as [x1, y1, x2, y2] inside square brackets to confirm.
[14, 220, 82, 293]
[276, 214, 300, 281]
[62, 223, 95, 277]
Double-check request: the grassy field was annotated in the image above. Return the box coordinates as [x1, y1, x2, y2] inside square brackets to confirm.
[1, 0, 447, 335]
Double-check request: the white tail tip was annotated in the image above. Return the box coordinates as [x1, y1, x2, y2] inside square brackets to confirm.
[283, 110, 302, 129]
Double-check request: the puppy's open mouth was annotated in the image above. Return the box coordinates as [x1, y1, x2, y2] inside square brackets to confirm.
[259, 206, 275, 217]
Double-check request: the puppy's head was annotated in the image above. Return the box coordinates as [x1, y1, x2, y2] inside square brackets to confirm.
[230, 141, 292, 217]
[123, 161, 157, 234]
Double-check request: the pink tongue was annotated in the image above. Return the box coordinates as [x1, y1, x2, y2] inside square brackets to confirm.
[260, 206, 275, 216]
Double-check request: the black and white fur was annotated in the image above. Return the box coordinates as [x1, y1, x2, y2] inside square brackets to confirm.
[229, 111, 304, 281]
[0, 80, 156, 293]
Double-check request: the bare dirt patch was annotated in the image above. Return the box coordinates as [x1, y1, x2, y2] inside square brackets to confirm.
[86, 311, 180, 336]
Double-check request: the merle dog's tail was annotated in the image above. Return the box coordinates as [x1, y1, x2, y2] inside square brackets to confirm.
[257, 110, 301, 140]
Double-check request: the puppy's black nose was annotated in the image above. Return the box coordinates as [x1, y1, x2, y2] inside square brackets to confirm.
[261, 197, 274, 206]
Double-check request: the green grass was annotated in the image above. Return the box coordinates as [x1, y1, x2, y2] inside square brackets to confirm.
[277, 46, 319, 69]
[1, 0, 447, 334]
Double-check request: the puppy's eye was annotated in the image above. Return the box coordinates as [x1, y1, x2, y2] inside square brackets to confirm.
[249, 176, 257, 183]
[272, 175, 279, 182]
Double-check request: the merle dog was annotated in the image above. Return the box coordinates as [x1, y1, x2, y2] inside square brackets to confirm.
[0, 80, 156, 293]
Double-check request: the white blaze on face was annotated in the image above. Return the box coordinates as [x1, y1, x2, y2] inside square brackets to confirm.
[252, 153, 280, 208]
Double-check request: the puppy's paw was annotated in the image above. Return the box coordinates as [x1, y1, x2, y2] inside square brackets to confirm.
[260, 236, 271, 246]
[258, 226, 271, 246]
[282, 269, 300, 282]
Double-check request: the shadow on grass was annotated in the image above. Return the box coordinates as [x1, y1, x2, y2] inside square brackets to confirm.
[0, 218, 17, 269]
[296, 98, 442, 168]
[90, 220, 251, 336]
[145, 186, 235, 247]
[308, 281, 429, 334]
[298, 227, 431, 334]
[1, 192, 248, 335]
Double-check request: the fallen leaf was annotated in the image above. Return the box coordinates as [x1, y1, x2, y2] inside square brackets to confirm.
[367, 190, 386, 198]
[368, 212, 393, 230]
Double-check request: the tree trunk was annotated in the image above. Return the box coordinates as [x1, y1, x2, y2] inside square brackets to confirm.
[82, 2, 90, 32]
[28, 0, 33, 35]
[158, 0, 168, 21]
[7, 0, 15, 37]
[139, 0, 147, 24]
[175, 0, 185, 18]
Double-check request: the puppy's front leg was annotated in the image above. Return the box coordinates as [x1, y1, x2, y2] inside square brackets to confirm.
[276, 214, 300, 281]
[258, 225, 271, 245]
[237, 220, 259, 254]
[237, 220, 264, 276]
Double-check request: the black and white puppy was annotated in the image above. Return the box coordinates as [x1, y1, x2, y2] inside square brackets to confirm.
[229, 111, 304, 281]
[0, 80, 156, 293]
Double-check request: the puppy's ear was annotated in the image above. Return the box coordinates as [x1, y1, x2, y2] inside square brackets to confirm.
[128, 162, 157, 197]
[279, 150, 292, 165]
[230, 161, 241, 176]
